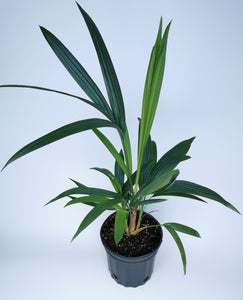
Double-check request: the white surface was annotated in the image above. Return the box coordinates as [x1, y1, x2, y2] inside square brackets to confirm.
[0, 0, 243, 299]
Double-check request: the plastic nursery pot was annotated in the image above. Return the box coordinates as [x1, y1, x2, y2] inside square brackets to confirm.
[100, 212, 163, 287]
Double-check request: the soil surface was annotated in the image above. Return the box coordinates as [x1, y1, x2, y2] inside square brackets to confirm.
[100, 212, 162, 257]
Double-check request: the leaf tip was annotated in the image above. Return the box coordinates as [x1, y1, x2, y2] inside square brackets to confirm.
[1, 160, 11, 172]
[70, 234, 76, 243]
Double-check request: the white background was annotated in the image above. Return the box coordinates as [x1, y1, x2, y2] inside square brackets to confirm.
[0, 0, 243, 299]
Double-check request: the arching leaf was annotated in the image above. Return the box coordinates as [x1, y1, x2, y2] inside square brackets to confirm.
[2, 119, 119, 170]
[40, 26, 112, 119]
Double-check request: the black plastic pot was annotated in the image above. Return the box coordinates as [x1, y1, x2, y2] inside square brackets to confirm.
[100, 213, 163, 287]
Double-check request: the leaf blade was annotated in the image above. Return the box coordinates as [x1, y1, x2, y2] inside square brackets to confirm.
[91, 167, 122, 194]
[40, 26, 112, 119]
[71, 198, 121, 241]
[45, 185, 118, 206]
[93, 129, 130, 178]
[137, 198, 167, 206]
[114, 209, 128, 245]
[163, 224, 187, 274]
[162, 180, 240, 214]
[135, 20, 171, 191]
[114, 150, 125, 187]
[163, 223, 200, 238]
[77, 3, 126, 130]
[64, 196, 109, 207]
[132, 169, 179, 205]
[151, 137, 195, 179]
[153, 191, 207, 203]
[0, 84, 100, 110]
[2, 119, 119, 170]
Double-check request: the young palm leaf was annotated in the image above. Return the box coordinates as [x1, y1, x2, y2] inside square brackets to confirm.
[135, 19, 171, 192]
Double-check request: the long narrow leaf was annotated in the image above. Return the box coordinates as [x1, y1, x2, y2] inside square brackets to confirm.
[163, 224, 187, 274]
[91, 167, 122, 194]
[2, 119, 119, 170]
[65, 196, 120, 210]
[153, 191, 207, 203]
[132, 169, 179, 205]
[138, 198, 167, 206]
[69, 178, 86, 188]
[161, 180, 240, 214]
[120, 128, 133, 175]
[77, 3, 126, 131]
[135, 20, 171, 191]
[0, 84, 100, 110]
[151, 137, 195, 179]
[122, 171, 136, 197]
[140, 138, 157, 187]
[45, 186, 118, 206]
[163, 223, 200, 238]
[40, 26, 112, 119]
[93, 129, 130, 178]
[66, 196, 116, 210]
[114, 209, 128, 245]
[71, 198, 121, 241]
[65, 196, 109, 207]
[114, 150, 125, 187]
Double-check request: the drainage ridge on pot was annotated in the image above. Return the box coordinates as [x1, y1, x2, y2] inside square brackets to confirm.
[100, 212, 163, 287]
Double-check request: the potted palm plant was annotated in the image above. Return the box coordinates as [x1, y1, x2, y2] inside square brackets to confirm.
[1, 3, 240, 287]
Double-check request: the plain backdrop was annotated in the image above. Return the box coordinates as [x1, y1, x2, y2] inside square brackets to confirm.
[0, 0, 243, 299]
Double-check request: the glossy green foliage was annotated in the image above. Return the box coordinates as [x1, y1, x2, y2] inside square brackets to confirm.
[0, 3, 239, 274]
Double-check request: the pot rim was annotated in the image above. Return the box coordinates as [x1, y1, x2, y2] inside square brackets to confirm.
[100, 211, 163, 263]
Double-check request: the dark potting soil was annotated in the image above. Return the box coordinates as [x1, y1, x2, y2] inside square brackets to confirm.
[100, 212, 162, 257]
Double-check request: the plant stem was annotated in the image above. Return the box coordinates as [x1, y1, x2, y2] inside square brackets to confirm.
[129, 207, 137, 232]
[125, 219, 129, 235]
[136, 209, 143, 230]
[129, 226, 148, 235]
